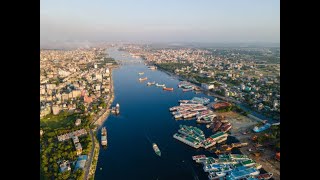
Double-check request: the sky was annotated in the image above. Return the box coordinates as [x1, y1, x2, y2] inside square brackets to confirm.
[40, 0, 280, 46]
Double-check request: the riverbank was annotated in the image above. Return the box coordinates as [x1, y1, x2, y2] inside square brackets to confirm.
[155, 65, 278, 123]
[93, 70, 115, 127]
[88, 133, 100, 180]
[240, 141, 280, 180]
[86, 69, 115, 180]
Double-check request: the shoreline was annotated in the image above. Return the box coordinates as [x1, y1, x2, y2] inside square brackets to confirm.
[93, 68, 115, 127]
[155, 65, 278, 123]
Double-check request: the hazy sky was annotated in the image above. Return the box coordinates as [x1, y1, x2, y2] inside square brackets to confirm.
[40, 0, 280, 46]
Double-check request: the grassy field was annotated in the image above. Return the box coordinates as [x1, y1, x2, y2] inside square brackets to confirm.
[40, 112, 78, 129]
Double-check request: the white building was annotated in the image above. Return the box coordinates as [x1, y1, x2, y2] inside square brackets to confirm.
[52, 105, 61, 115]
[75, 119, 81, 126]
[201, 83, 214, 90]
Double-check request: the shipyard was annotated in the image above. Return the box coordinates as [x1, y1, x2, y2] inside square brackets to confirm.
[166, 92, 279, 179]
[192, 154, 273, 180]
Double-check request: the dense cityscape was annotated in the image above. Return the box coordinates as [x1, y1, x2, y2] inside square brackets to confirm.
[41, 1, 280, 180]
[40, 44, 280, 180]
[40, 47, 118, 179]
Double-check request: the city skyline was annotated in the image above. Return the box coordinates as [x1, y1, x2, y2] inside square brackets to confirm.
[41, 0, 280, 47]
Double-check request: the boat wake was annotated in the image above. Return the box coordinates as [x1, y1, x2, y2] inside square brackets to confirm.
[187, 160, 199, 180]
[145, 132, 153, 144]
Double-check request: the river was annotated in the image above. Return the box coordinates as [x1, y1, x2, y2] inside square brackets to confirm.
[94, 48, 241, 180]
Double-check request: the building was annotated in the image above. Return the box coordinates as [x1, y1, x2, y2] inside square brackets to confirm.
[105, 68, 110, 76]
[74, 155, 88, 171]
[40, 106, 51, 117]
[75, 143, 82, 155]
[201, 83, 214, 90]
[52, 105, 61, 115]
[46, 84, 56, 90]
[72, 136, 79, 144]
[72, 90, 81, 98]
[61, 93, 69, 102]
[75, 119, 81, 126]
[59, 160, 71, 173]
[84, 95, 93, 104]
[96, 74, 103, 80]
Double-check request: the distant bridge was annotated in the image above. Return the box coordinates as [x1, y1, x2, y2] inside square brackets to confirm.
[115, 59, 144, 65]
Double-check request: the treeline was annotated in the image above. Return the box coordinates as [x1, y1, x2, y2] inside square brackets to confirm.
[40, 127, 91, 179]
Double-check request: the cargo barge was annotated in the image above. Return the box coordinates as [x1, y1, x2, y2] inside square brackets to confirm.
[101, 127, 107, 146]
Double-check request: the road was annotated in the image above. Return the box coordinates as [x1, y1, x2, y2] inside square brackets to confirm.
[84, 129, 95, 180]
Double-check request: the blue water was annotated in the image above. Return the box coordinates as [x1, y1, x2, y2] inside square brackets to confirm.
[94, 48, 239, 180]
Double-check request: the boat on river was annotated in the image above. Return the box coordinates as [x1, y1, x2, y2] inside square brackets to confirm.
[152, 143, 161, 156]
[101, 127, 107, 146]
[155, 83, 165, 87]
[147, 81, 155, 86]
[163, 87, 174, 91]
[139, 77, 148, 81]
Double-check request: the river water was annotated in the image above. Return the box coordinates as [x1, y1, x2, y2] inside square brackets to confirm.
[94, 48, 241, 180]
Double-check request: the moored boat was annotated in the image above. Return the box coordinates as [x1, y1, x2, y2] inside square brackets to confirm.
[192, 154, 206, 161]
[155, 83, 165, 87]
[101, 127, 107, 146]
[182, 88, 193, 92]
[256, 172, 273, 179]
[163, 87, 174, 91]
[139, 77, 148, 81]
[253, 123, 271, 133]
[148, 66, 157, 70]
[147, 81, 155, 86]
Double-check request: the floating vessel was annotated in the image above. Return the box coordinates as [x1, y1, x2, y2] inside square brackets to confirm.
[148, 66, 157, 70]
[226, 167, 260, 179]
[173, 133, 201, 148]
[155, 83, 165, 87]
[139, 77, 148, 81]
[182, 88, 193, 92]
[210, 132, 228, 143]
[138, 72, 144, 75]
[256, 172, 273, 179]
[231, 142, 248, 148]
[213, 121, 223, 132]
[229, 154, 249, 160]
[192, 155, 206, 161]
[241, 159, 256, 167]
[190, 97, 210, 105]
[202, 138, 216, 149]
[147, 81, 155, 86]
[163, 87, 174, 91]
[152, 143, 161, 156]
[254, 163, 262, 170]
[222, 124, 232, 132]
[101, 127, 107, 146]
[115, 103, 120, 114]
[253, 123, 271, 133]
